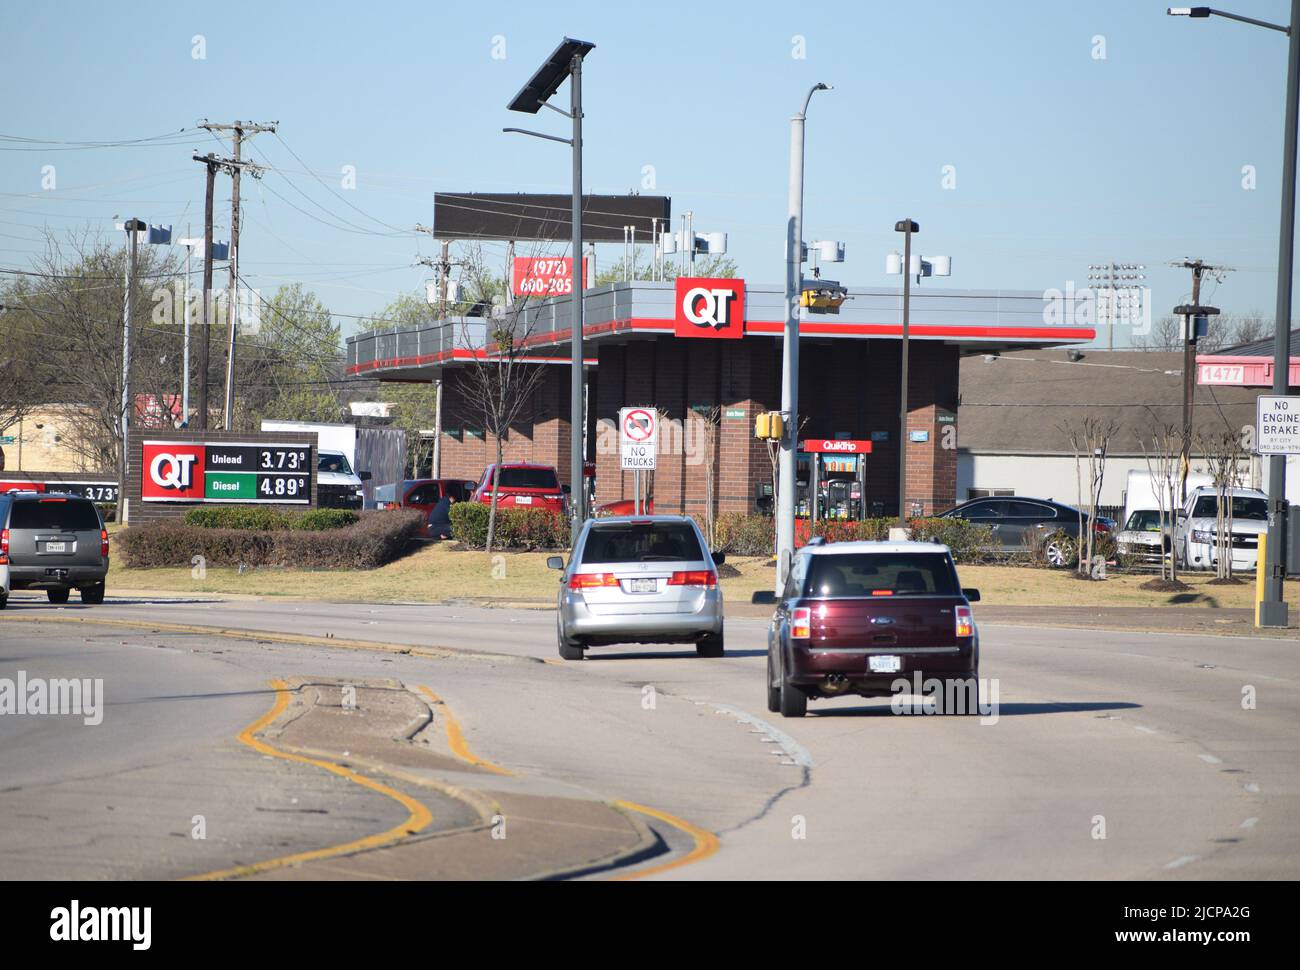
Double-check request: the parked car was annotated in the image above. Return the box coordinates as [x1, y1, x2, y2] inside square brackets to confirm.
[938, 496, 1113, 567]
[397, 478, 476, 538]
[1115, 508, 1172, 566]
[0, 491, 109, 609]
[1174, 486, 1269, 572]
[473, 463, 567, 514]
[758, 541, 980, 718]
[548, 515, 726, 660]
[595, 497, 654, 516]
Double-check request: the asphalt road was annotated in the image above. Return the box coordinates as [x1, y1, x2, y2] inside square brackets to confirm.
[1, 590, 1297, 879]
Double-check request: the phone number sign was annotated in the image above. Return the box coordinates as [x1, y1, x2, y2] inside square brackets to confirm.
[142, 441, 312, 504]
[511, 257, 589, 297]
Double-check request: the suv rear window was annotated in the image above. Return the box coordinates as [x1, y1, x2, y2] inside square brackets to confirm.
[581, 522, 704, 564]
[805, 552, 959, 597]
[9, 498, 102, 531]
[491, 467, 559, 490]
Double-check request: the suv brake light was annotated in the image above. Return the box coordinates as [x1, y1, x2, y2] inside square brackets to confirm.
[569, 572, 620, 589]
[791, 607, 811, 639]
[0, 528, 8, 565]
[955, 604, 974, 638]
[667, 570, 716, 588]
[101, 528, 110, 558]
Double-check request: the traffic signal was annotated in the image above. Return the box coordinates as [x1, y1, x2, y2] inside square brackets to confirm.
[755, 412, 784, 440]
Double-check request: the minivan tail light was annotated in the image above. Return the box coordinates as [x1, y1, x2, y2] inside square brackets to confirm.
[955, 604, 974, 638]
[568, 572, 620, 589]
[791, 607, 811, 639]
[101, 528, 110, 558]
[0, 528, 8, 565]
[667, 570, 716, 588]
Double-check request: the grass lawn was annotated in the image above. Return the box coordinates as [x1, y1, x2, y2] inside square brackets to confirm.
[105, 535, 1298, 611]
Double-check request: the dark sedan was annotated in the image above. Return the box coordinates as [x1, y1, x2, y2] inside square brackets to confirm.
[939, 496, 1113, 567]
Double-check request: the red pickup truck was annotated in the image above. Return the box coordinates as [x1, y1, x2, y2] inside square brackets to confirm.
[761, 540, 981, 718]
[472, 463, 567, 513]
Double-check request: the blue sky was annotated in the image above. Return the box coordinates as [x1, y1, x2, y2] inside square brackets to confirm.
[1, 0, 1294, 343]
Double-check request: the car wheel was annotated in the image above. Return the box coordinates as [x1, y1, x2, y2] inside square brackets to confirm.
[696, 632, 724, 658]
[80, 583, 105, 605]
[557, 621, 584, 661]
[47, 588, 70, 605]
[1044, 536, 1076, 568]
[778, 654, 807, 718]
[766, 650, 781, 713]
[0, 593, 7, 610]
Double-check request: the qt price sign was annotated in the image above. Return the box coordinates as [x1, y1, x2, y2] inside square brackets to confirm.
[143, 440, 312, 504]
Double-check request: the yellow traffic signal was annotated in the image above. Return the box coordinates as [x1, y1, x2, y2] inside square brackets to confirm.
[755, 412, 784, 440]
[769, 413, 784, 440]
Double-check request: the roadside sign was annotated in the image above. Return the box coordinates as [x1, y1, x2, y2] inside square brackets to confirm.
[1257, 396, 1300, 456]
[619, 407, 658, 470]
[141, 440, 312, 503]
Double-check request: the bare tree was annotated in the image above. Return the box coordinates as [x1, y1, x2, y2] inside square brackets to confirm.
[1060, 416, 1120, 575]
[456, 291, 547, 553]
[695, 405, 722, 548]
[1196, 429, 1248, 580]
[1137, 415, 1184, 584]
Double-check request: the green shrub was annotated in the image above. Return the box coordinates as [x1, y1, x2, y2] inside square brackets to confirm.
[182, 506, 358, 531]
[449, 501, 567, 550]
[711, 513, 994, 563]
[121, 510, 422, 570]
[715, 513, 775, 556]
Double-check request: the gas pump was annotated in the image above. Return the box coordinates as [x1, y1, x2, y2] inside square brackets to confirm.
[798, 438, 874, 522]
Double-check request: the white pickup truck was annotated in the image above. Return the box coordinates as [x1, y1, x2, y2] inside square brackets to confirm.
[1173, 486, 1269, 572]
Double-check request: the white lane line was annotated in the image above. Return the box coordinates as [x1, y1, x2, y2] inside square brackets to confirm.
[710, 703, 815, 769]
[1198, 753, 1223, 765]
[1165, 855, 1199, 870]
[1134, 725, 1157, 735]
[1241, 817, 1260, 829]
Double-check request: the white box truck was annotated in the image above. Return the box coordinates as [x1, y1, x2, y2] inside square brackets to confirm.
[260, 420, 368, 510]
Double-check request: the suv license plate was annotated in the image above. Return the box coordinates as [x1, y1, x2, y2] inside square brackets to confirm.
[45, 541, 66, 553]
[628, 578, 657, 594]
[869, 655, 901, 673]
[515, 495, 533, 505]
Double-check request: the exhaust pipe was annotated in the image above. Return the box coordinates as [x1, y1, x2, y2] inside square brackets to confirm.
[823, 673, 851, 694]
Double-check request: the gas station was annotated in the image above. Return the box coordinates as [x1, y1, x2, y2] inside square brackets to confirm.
[348, 273, 1093, 521]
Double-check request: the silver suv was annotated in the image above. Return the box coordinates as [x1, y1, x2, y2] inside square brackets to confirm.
[548, 515, 725, 660]
[0, 492, 109, 608]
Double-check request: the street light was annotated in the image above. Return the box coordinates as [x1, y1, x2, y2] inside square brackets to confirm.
[776, 81, 832, 595]
[505, 37, 596, 542]
[1169, 2, 1295, 627]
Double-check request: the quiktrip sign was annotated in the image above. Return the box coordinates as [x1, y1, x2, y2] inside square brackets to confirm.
[674, 277, 745, 339]
[141, 440, 311, 504]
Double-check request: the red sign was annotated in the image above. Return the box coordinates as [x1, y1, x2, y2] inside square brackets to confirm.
[140, 442, 205, 501]
[674, 277, 745, 339]
[800, 439, 874, 454]
[512, 257, 589, 297]
[0, 481, 45, 493]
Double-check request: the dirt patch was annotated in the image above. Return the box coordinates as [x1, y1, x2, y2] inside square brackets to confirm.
[715, 562, 742, 579]
[1140, 578, 1192, 592]
[1207, 576, 1246, 586]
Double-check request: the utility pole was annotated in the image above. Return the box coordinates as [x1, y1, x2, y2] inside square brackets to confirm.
[896, 219, 919, 528]
[116, 219, 144, 526]
[193, 154, 217, 430]
[1173, 258, 1229, 503]
[416, 234, 458, 479]
[200, 120, 276, 430]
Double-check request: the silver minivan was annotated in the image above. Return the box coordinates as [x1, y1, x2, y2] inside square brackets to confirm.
[548, 515, 725, 660]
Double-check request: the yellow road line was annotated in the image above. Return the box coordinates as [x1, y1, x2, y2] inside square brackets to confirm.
[187, 679, 434, 881]
[608, 800, 721, 880]
[415, 685, 514, 776]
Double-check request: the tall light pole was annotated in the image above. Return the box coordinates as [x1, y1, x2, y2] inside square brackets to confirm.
[776, 82, 832, 594]
[505, 37, 596, 543]
[895, 220, 919, 527]
[1169, 3, 1296, 626]
[117, 218, 144, 527]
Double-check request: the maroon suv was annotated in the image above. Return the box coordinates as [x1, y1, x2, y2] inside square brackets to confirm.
[762, 541, 981, 718]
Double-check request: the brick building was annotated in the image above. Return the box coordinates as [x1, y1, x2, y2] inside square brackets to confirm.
[348, 280, 1092, 518]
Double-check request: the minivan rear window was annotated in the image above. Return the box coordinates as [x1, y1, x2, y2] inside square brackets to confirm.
[581, 522, 704, 564]
[10, 498, 102, 531]
[805, 552, 959, 597]
[490, 467, 559, 490]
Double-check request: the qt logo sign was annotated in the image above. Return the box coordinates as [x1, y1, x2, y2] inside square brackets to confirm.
[141, 442, 205, 501]
[674, 277, 745, 340]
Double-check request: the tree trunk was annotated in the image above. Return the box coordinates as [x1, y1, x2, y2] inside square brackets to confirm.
[486, 440, 503, 553]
